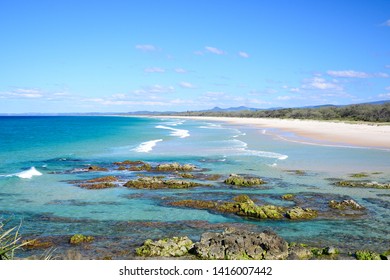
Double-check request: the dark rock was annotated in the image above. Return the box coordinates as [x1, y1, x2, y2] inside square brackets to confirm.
[75, 176, 118, 189]
[288, 243, 312, 259]
[193, 228, 288, 260]
[87, 166, 108, 172]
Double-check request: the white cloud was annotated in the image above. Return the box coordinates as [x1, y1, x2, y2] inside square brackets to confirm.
[193, 50, 204, 56]
[135, 44, 157, 52]
[327, 70, 370, 78]
[277, 96, 293, 100]
[381, 19, 390, 26]
[174, 68, 187, 73]
[386, 86, 390, 91]
[238, 51, 249, 58]
[327, 70, 389, 79]
[0, 88, 44, 99]
[205, 46, 226, 55]
[375, 72, 389, 78]
[179, 82, 196, 89]
[133, 85, 175, 95]
[378, 93, 390, 98]
[385, 65, 390, 69]
[144, 67, 165, 73]
[302, 77, 343, 91]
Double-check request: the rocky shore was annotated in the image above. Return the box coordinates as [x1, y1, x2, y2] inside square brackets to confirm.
[16, 159, 389, 260]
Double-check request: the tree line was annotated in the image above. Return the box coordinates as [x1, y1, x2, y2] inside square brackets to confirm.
[170, 103, 390, 122]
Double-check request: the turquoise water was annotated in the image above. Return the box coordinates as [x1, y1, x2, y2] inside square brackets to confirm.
[0, 116, 389, 257]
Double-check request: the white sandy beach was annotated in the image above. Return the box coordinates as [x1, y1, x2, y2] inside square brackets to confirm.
[160, 116, 390, 149]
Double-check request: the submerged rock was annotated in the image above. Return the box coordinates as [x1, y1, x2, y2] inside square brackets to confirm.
[329, 199, 365, 210]
[23, 239, 54, 249]
[136, 236, 193, 257]
[69, 234, 94, 245]
[285, 207, 318, 220]
[124, 177, 202, 189]
[349, 172, 369, 178]
[193, 228, 288, 260]
[76, 176, 118, 189]
[224, 174, 266, 186]
[169, 195, 316, 221]
[86, 166, 108, 172]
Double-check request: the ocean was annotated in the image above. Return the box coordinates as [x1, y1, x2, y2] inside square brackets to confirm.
[0, 116, 389, 259]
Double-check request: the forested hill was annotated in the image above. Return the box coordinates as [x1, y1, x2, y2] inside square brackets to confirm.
[170, 102, 390, 123]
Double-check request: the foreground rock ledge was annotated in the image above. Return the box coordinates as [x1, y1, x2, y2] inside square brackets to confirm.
[194, 228, 288, 260]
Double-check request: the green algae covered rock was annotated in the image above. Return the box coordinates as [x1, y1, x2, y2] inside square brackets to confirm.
[237, 199, 284, 219]
[335, 180, 390, 189]
[69, 234, 94, 245]
[329, 199, 365, 210]
[282, 194, 295, 200]
[136, 236, 193, 257]
[285, 207, 318, 220]
[355, 250, 381, 260]
[224, 174, 266, 186]
[124, 177, 201, 189]
[155, 163, 196, 172]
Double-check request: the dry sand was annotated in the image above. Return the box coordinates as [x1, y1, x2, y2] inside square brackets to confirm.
[160, 116, 390, 149]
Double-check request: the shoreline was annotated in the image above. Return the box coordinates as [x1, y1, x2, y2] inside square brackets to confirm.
[157, 116, 390, 149]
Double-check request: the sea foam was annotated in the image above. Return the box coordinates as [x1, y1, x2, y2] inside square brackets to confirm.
[155, 125, 190, 138]
[1, 167, 43, 179]
[133, 139, 163, 153]
[229, 139, 288, 160]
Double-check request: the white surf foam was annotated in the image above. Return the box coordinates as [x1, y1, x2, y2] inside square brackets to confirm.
[156, 125, 190, 138]
[133, 139, 163, 153]
[226, 139, 288, 160]
[1, 167, 43, 179]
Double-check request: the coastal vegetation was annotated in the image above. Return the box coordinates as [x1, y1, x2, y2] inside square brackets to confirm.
[170, 102, 390, 123]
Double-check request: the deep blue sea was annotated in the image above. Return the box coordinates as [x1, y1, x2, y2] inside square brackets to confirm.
[0, 116, 389, 258]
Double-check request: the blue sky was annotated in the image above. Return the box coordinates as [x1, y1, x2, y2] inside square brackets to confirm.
[1, 0, 390, 113]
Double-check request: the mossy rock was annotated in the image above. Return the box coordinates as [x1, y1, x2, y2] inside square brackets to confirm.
[86, 176, 118, 183]
[69, 234, 94, 245]
[224, 174, 266, 186]
[155, 163, 196, 172]
[335, 181, 390, 189]
[286, 170, 306, 176]
[136, 236, 194, 257]
[178, 173, 195, 179]
[124, 177, 201, 189]
[169, 200, 217, 210]
[355, 250, 381, 260]
[282, 194, 295, 200]
[329, 199, 365, 210]
[350, 172, 369, 178]
[285, 207, 318, 220]
[23, 239, 54, 249]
